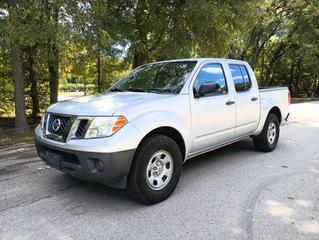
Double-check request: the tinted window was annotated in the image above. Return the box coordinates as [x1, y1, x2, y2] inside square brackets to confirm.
[240, 65, 252, 89]
[111, 61, 196, 94]
[194, 63, 227, 97]
[229, 64, 251, 91]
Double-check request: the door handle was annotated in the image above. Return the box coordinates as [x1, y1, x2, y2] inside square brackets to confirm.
[226, 100, 235, 106]
[251, 96, 258, 101]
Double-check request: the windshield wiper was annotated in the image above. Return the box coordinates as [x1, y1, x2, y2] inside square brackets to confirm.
[110, 88, 125, 92]
[110, 87, 172, 94]
[123, 88, 147, 92]
[145, 88, 173, 94]
[110, 88, 145, 92]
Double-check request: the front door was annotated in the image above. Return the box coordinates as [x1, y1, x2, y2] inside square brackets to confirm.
[190, 62, 236, 153]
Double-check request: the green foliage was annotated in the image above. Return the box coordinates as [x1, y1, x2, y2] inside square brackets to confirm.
[0, 39, 14, 116]
[0, 0, 319, 120]
[59, 83, 95, 92]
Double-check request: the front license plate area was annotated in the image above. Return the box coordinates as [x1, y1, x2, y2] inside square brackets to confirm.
[42, 150, 61, 168]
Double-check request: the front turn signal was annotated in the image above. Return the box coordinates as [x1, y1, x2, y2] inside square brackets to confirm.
[112, 116, 128, 132]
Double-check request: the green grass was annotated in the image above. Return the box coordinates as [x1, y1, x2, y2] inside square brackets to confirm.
[0, 130, 35, 146]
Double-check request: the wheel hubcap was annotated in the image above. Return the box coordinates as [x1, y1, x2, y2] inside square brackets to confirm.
[267, 122, 276, 144]
[146, 150, 173, 190]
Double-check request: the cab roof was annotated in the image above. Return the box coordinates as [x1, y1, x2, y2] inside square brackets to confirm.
[148, 58, 248, 65]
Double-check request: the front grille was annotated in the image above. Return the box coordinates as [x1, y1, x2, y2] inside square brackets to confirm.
[43, 114, 91, 142]
[47, 114, 71, 137]
[75, 119, 89, 138]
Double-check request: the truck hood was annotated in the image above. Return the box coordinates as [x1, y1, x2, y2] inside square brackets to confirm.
[47, 92, 174, 116]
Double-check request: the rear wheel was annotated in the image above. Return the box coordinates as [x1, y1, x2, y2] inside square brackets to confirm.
[253, 113, 280, 152]
[127, 135, 182, 204]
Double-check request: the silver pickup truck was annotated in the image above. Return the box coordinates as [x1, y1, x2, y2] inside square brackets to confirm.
[35, 58, 290, 204]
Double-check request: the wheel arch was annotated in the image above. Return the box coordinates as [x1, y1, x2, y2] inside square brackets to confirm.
[268, 106, 282, 123]
[134, 126, 186, 162]
[253, 105, 283, 136]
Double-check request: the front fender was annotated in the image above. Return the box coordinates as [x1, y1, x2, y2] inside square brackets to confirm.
[129, 111, 192, 158]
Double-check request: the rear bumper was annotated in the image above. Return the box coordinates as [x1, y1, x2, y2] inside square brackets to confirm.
[35, 135, 135, 189]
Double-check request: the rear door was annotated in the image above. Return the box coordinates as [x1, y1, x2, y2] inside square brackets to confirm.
[190, 62, 236, 153]
[228, 64, 260, 136]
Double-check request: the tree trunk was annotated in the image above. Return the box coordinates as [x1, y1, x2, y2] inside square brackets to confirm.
[260, 52, 265, 85]
[46, 2, 59, 103]
[295, 58, 302, 96]
[133, 52, 148, 68]
[288, 59, 295, 95]
[267, 68, 276, 86]
[48, 42, 59, 103]
[12, 42, 29, 133]
[27, 47, 39, 120]
[97, 55, 101, 93]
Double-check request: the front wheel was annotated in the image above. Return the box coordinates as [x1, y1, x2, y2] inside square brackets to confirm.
[253, 113, 280, 152]
[127, 135, 182, 204]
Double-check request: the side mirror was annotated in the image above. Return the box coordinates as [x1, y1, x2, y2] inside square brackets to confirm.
[194, 82, 221, 98]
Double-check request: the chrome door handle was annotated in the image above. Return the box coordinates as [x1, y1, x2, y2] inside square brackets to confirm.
[226, 100, 235, 106]
[251, 97, 258, 101]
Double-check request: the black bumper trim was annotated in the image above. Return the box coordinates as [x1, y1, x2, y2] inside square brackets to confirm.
[35, 136, 135, 189]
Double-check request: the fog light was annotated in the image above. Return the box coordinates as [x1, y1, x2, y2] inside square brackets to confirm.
[95, 160, 104, 172]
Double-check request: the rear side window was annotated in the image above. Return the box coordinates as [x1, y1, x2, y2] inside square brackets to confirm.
[229, 64, 252, 92]
[194, 63, 228, 96]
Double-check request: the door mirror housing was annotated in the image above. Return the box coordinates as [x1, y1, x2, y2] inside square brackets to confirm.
[194, 82, 221, 98]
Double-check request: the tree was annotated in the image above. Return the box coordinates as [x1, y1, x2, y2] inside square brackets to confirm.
[1, 0, 319, 126]
[3, 0, 29, 133]
[67, 0, 121, 92]
[45, 0, 60, 103]
[107, 0, 186, 67]
[27, 46, 39, 120]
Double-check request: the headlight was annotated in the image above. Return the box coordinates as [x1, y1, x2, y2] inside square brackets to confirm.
[84, 116, 128, 138]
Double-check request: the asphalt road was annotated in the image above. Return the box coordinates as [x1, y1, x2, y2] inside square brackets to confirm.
[0, 102, 318, 240]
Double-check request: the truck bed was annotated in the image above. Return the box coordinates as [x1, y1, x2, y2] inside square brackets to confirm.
[258, 86, 289, 126]
[259, 86, 288, 92]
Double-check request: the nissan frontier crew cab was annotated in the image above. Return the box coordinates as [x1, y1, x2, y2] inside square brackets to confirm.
[35, 58, 290, 204]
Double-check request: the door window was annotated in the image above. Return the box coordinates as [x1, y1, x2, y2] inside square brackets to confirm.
[229, 64, 252, 92]
[194, 63, 227, 97]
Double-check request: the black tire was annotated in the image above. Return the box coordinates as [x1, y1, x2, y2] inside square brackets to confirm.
[127, 135, 182, 204]
[253, 113, 280, 152]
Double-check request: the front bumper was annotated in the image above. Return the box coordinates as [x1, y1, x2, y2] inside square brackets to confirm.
[35, 134, 136, 189]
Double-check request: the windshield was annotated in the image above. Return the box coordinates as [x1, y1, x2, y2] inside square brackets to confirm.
[110, 61, 197, 94]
